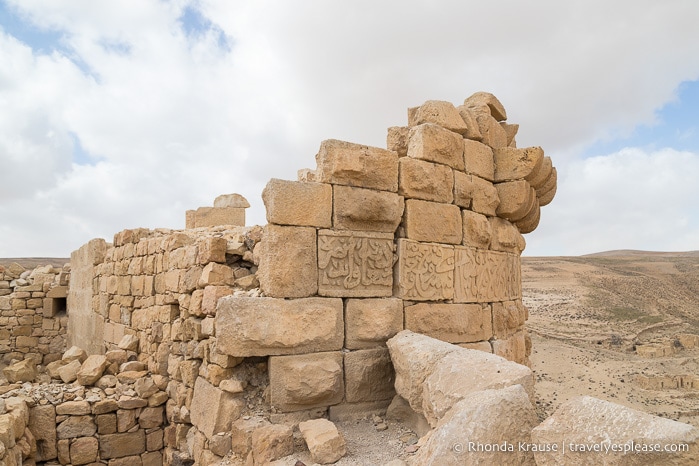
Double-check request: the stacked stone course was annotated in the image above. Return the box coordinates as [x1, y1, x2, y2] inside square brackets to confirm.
[0, 263, 69, 367]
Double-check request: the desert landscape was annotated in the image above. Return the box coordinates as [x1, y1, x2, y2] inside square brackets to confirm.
[524, 250, 699, 428]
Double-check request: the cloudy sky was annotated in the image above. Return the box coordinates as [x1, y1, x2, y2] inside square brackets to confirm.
[1, 0, 698, 257]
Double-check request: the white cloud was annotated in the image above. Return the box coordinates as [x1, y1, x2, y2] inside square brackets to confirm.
[1, 1, 699, 256]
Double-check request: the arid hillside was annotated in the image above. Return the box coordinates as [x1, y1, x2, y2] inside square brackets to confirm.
[524, 251, 699, 427]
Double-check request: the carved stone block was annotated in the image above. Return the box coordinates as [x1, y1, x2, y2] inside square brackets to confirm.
[318, 230, 394, 297]
[394, 239, 454, 301]
[454, 247, 521, 303]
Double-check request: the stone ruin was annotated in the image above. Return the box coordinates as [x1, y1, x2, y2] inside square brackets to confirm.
[1, 92, 697, 465]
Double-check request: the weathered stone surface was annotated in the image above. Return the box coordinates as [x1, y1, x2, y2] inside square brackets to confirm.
[56, 401, 90, 416]
[470, 175, 500, 216]
[77, 355, 108, 386]
[251, 424, 294, 464]
[501, 122, 519, 146]
[515, 198, 541, 234]
[315, 139, 399, 192]
[455, 105, 483, 141]
[413, 385, 538, 466]
[408, 100, 468, 135]
[492, 330, 529, 365]
[99, 430, 146, 459]
[462, 210, 492, 249]
[213, 193, 250, 208]
[386, 395, 431, 438]
[190, 376, 243, 438]
[398, 157, 454, 203]
[492, 300, 527, 339]
[2, 359, 36, 383]
[30, 404, 56, 462]
[526, 155, 553, 189]
[344, 348, 395, 403]
[386, 126, 409, 157]
[386, 331, 459, 413]
[489, 217, 526, 254]
[257, 224, 318, 298]
[188, 206, 245, 228]
[405, 303, 492, 344]
[493, 146, 544, 182]
[318, 230, 394, 298]
[407, 123, 465, 171]
[422, 348, 534, 425]
[532, 396, 699, 465]
[394, 239, 454, 301]
[463, 139, 495, 181]
[56, 416, 96, 439]
[299, 418, 347, 464]
[496, 180, 536, 222]
[537, 166, 558, 206]
[333, 185, 404, 232]
[403, 199, 462, 245]
[216, 297, 343, 357]
[70, 436, 98, 465]
[454, 247, 521, 303]
[262, 178, 332, 228]
[62, 346, 87, 363]
[344, 298, 404, 349]
[473, 109, 509, 148]
[269, 352, 344, 412]
[231, 417, 270, 456]
[464, 92, 508, 121]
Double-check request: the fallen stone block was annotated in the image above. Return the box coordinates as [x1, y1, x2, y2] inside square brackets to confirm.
[2, 359, 37, 383]
[464, 92, 508, 121]
[531, 396, 699, 465]
[77, 354, 108, 386]
[189, 376, 244, 438]
[251, 424, 294, 464]
[299, 418, 347, 464]
[407, 100, 468, 135]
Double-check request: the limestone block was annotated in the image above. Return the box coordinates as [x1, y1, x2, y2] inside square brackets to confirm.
[473, 109, 509, 148]
[470, 175, 500, 216]
[387, 126, 409, 157]
[532, 396, 699, 465]
[257, 224, 318, 298]
[463, 139, 495, 181]
[333, 185, 404, 233]
[318, 230, 394, 298]
[70, 436, 98, 465]
[315, 139, 399, 192]
[262, 178, 332, 228]
[515, 198, 541, 234]
[526, 155, 553, 190]
[2, 359, 36, 383]
[56, 401, 90, 416]
[405, 303, 492, 344]
[216, 297, 343, 357]
[231, 417, 270, 456]
[298, 168, 317, 181]
[189, 206, 245, 228]
[201, 285, 232, 316]
[407, 123, 465, 171]
[344, 348, 395, 403]
[196, 237, 227, 264]
[251, 424, 294, 464]
[489, 217, 526, 254]
[77, 355, 108, 386]
[460, 341, 493, 353]
[345, 298, 404, 349]
[197, 262, 234, 288]
[408, 100, 468, 135]
[492, 331, 528, 365]
[385, 395, 431, 438]
[57, 360, 81, 383]
[492, 301, 527, 339]
[99, 430, 146, 460]
[493, 146, 544, 182]
[464, 92, 508, 121]
[462, 210, 492, 249]
[190, 377, 244, 438]
[454, 247, 521, 303]
[386, 331, 460, 413]
[452, 171, 474, 209]
[398, 157, 454, 203]
[269, 352, 344, 412]
[496, 180, 536, 222]
[29, 404, 57, 461]
[299, 418, 347, 464]
[213, 193, 250, 208]
[536, 167, 558, 206]
[403, 199, 462, 244]
[501, 122, 519, 146]
[413, 385, 538, 466]
[394, 239, 454, 301]
[62, 346, 87, 363]
[455, 105, 483, 141]
[56, 416, 96, 439]
[0, 414, 16, 449]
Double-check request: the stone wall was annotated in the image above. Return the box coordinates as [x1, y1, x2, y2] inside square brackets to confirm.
[0, 263, 69, 366]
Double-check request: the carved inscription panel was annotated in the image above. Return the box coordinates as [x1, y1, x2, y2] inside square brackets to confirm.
[454, 246, 521, 303]
[395, 239, 454, 301]
[318, 230, 394, 297]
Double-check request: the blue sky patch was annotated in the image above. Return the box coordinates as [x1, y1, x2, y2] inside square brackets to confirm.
[0, 1, 66, 54]
[178, 4, 232, 51]
[70, 132, 100, 166]
[584, 79, 699, 156]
